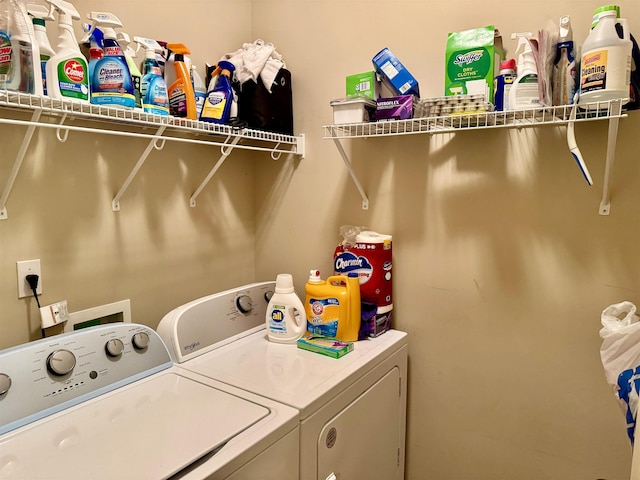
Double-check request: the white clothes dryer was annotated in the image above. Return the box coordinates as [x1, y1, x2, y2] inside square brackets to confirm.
[0, 323, 299, 480]
[157, 281, 408, 480]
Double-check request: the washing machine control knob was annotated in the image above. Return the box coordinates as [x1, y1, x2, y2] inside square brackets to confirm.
[132, 332, 150, 350]
[0, 373, 11, 395]
[47, 349, 76, 376]
[264, 290, 273, 303]
[236, 295, 253, 313]
[105, 338, 125, 358]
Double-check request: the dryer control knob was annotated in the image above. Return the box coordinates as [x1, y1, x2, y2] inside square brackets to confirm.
[132, 332, 150, 350]
[105, 338, 125, 357]
[47, 349, 76, 376]
[0, 373, 11, 395]
[236, 295, 253, 313]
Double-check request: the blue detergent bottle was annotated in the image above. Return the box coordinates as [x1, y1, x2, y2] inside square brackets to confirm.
[87, 12, 134, 108]
[200, 61, 235, 124]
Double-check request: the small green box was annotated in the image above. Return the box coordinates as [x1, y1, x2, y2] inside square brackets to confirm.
[297, 335, 354, 359]
[346, 71, 381, 100]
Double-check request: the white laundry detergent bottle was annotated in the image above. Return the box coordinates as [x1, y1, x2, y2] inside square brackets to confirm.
[265, 273, 307, 344]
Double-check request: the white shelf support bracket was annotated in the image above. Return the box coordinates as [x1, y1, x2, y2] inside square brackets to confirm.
[330, 129, 369, 210]
[190, 135, 242, 208]
[112, 125, 167, 212]
[599, 99, 623, 216]
[297, 133, 305, 159]
[55, 113, 69, 142]
[0, 108, 42, 220]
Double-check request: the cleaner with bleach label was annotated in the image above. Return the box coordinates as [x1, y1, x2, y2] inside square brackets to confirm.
[86, 11, 134, 108]
[43, 0, 86, 101]
[265, 273, 306, 344]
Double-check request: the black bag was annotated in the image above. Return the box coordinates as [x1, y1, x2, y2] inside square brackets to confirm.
[236, 68, 294, 135]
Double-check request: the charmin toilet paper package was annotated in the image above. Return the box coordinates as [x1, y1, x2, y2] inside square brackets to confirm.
[334, 226, 393, 338]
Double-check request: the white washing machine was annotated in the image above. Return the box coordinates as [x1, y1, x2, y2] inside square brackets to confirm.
[156, 281, 408, 480]
[0, 323, 300, 480]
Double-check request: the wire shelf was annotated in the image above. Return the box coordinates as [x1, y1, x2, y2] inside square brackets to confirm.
[323, 99, 626, 139]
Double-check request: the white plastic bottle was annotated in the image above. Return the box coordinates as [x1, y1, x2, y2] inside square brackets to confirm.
[191, 65, 206, 119]
[0, 0, 42, 95]
[265, 273, 307, 344]
[27, 4, 54, 95]
[44, 0, 88, 102]
[508, 34, 540, 110]
[579, 8, 632, 106]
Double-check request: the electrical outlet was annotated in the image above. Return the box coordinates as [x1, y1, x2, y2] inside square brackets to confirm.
[17, 259, 42, 299]
[40, 301, 69, 329]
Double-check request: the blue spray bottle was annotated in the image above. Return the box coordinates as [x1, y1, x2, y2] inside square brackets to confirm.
[86, 11, 134, 108]
[552, 15, 576, 106]
[200, 60, 235, 124]
[134, 36, 168, 115]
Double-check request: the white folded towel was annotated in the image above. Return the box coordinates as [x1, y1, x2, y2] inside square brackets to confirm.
[221, 39, 285, 92]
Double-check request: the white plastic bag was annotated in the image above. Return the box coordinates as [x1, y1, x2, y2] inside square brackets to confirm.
[600, 301, 640, 444]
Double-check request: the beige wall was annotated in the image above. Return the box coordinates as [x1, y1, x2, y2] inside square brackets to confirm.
[1, 0, 639, 478]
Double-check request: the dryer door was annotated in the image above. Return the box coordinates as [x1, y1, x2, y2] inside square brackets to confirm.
[317, 367, 402, 480]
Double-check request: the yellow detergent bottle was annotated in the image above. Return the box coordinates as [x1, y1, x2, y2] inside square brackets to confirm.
[304, 270, 361, 342]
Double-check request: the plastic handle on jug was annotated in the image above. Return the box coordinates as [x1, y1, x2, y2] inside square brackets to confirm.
[290, 296, 307, 337]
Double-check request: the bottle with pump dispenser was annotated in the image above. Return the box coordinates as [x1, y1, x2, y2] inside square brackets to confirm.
[134, 36, 168, 115]
[304, 269, 361, 342]
[86, 11, 134, 108]
[43, 0, 87, 101]
[0, 0, 42, 95]
[508, 33, 540, 110]
[552, 15, 576, 106]
[579, 7, 632, 106]
[165, 42, 196, 119]
[200, 60, 235, 123]
[27, 4, 54, 95]
[265, 273, 307, 344]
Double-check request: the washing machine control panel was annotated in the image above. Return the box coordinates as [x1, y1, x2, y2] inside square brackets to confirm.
[0, 324, 172, 435]
[156, 281, 275, 363]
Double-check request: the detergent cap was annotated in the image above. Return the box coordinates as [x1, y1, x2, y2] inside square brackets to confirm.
[308, 269, 322, 282]
[275, 274, 295, 294]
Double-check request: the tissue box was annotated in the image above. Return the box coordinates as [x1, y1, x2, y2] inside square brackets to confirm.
[330, 97, 376, 124]
[346, 71, 383, 100]
[375, 95, 414, 121]
[372, 47, 420, 98]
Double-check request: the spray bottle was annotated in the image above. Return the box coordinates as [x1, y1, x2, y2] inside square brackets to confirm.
[191, 65, 206, 119]
[200, 60, 235, 123]
[43, 0, 87, 101]
[552, 16, 576, 106]
[134, 36, 168, 115]
[86, 12, 134, 108]
[0, 0, 42, 95]
[165, 42, 196, 119]
[494, 58, 516, 111]
[508, 33, 540, 110]
[116, 31, 141, 109]
[27, 4, 53, 95]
